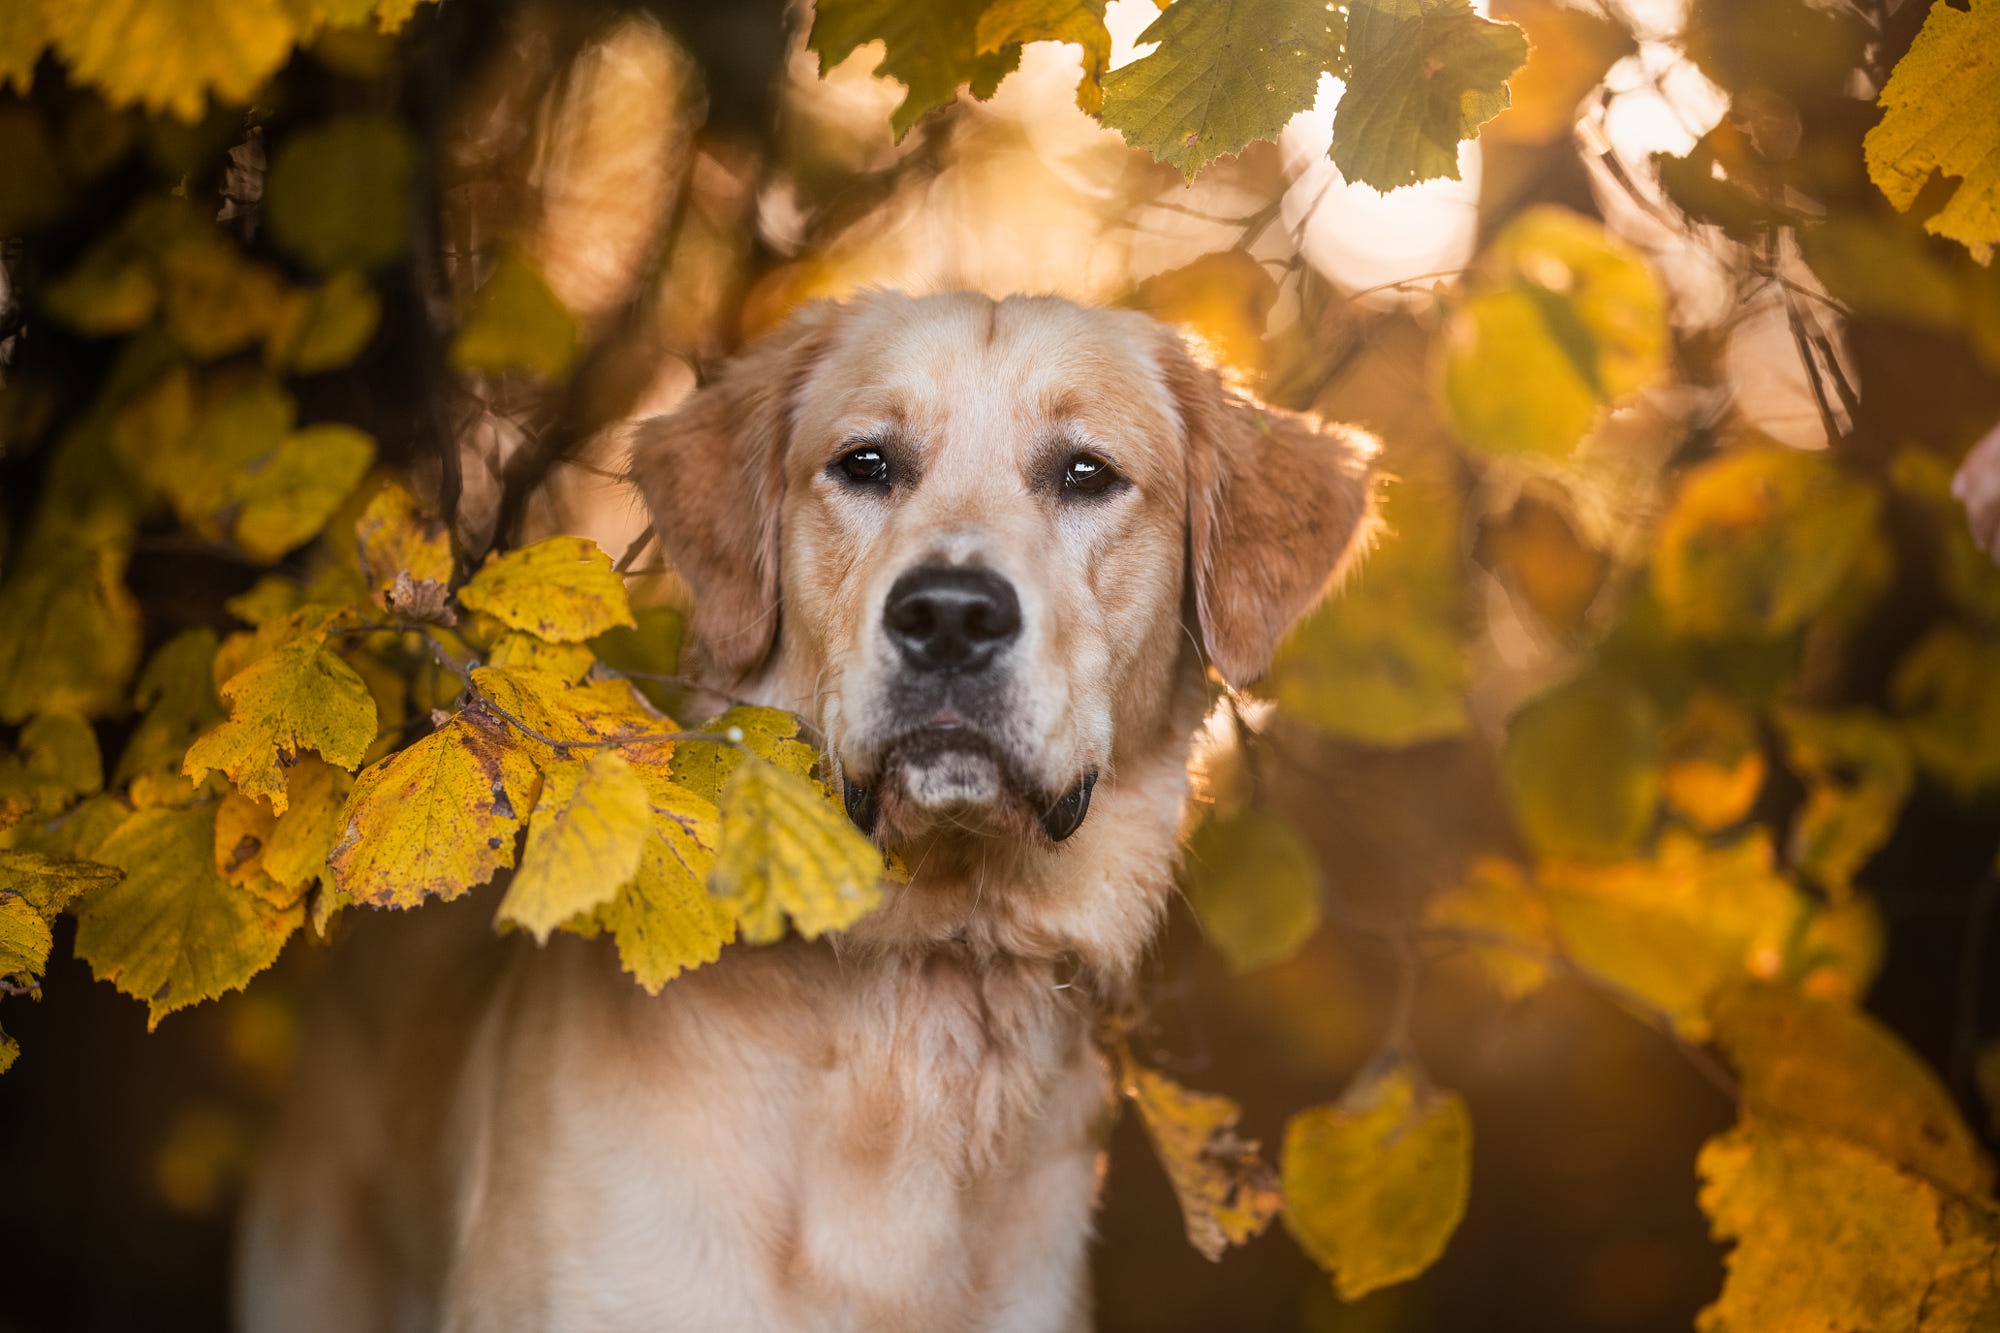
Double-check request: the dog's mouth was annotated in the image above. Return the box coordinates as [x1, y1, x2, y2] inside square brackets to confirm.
[841, 723, 1095, 845]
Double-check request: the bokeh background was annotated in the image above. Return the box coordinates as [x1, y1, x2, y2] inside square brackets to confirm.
[3, 0, 1999, 1328]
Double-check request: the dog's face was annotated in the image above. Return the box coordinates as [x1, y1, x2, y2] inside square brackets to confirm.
[630, 292, 1374, 853]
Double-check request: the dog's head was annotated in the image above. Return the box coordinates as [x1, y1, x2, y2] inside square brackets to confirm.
[630, 292, 1373, 856]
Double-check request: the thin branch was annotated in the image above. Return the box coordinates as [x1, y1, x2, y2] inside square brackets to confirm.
[614, 524, 657, 574]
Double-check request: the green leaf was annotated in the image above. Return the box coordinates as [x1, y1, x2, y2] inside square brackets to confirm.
[1502, 673, 1660, 862]
[975, 0, 1111, 113]
[447, 252, 579, 380]
[1099, 0, 1341, 181]
[327, 706, 541, 909]
[1331, 0, 1526, 191]
[1652, 446, 1882, 639]
[230, 423, 378, 562]
[182, 633, 379, 813]
[265, 115, 417, 271]
[1776, 708, 1913, 897]
[1183, 807, 1323, 973]
[1441, 206, 1669, 457]
[1283, 1061, 1473, 1301]
[1891, 625, 2000, 802]
[809, 0, 1024, 142]
[497, 750, 652, 943]
[43, 0, 298, 121]
[711, 757, 882, 944]
[1865, 0, 2000, 262]
[1798, 217, 1966, 334]
[0, 894, 54, 983]
[75, 804, 303, 1028]
[458, 535, 636, 643]
[585, 766, 733, 992]
[0, 544, 143, 724]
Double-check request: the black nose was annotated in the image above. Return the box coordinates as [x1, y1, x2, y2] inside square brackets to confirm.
[884, 566, 1022, 673]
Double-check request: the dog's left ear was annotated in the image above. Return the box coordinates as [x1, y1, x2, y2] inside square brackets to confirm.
[1163, 335, 1378, 689]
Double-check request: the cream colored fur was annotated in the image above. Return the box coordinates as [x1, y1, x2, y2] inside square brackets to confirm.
[235, 292, 1374, 1333]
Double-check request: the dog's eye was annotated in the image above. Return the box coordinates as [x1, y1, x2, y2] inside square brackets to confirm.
[1061, 453, 1119, 496]
[835, 447, 891, 486]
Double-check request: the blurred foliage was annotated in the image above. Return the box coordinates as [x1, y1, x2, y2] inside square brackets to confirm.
[3, 0, 2000, 1329]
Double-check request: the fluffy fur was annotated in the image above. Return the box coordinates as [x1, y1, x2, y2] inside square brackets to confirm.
[236, 292, 1375, 1333]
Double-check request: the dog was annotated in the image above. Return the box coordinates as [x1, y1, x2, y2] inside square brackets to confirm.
[235, 291, 1375, 1332]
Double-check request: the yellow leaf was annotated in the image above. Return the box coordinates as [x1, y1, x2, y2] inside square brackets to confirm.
[159, 236, 289, 360]
[1777, 708, 1913, 897]
[1865, 0, 2000, 262]
[1442, 206, 1668, 457]
[1120, 1051, 1283, 1261]
[1662, 691, 1766, 833]
[587, 769, 732, 992]
[0, 544, 143, 724]
[1128, 251, 1279, 374]
[447, 252, 579, 380]
[230, 423, 377, 561]
[1542, 831, 1812, 1038]
[486, 633, 597, 684]
[265, 114, 416, 271]
[1424, 856, 1554, 1000]
[0, 711, 104, 827]
[457, 535, 635, 644]
[1652, 445, 1882, 639]
[669, 705, 817, 803]
[497, 750, 651, 943]
[0, 894, 53, 983]
[327, 707, 540, 908]
[1501, 673, 1660, 862]
[0, 848, 122, 920]
[1183, 807, 1323, 974]
[43, 0, 298, 121]
[469, 665, 674, 767]
[0, 2, 47, 95]
[266, 268, 382, 373]
[1477, 488, 1608, 635]
[183, 635, 378, 814]
[116, 374, 296, 534]
[1283, 1062, 1473, 1301]
[711, 757, 882, 944]
[75, 804, 303, 1027]
[591, 604, 686, 710]
[214, 789, 278, 888]
[974, 0, 1111, 113]
[354, 478, 454, 618]
[114, 629, 224, 785]
[224, 576, 307, 629]
[1714, 983, 1992, 1193]
[260, 755, 352, 893]
[1892, 625, 2000, 802]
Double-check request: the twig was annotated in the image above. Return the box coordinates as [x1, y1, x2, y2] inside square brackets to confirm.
[614, 524, 657, 574]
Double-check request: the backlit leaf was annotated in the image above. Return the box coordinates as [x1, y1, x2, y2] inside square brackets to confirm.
[1129, 251, 1280, 374]
[76, 804, 303, 1028]
[0, 545, 143, 724]
[975, 0, 1111, 113]
[0, 849, 122, 921]
[1283, 1061, 1472, 1301]
[327, 706, 540, 909]
[1892, 626, 2000, 802]
[265, 115, 417, 272]
[457, 535, 635, 643]
[1442, 206, 1668, 457]
[1502, 673, 1660, 862]
[498, 750, 651, 943]
[669, 705, 818, 803]
[260, 756, 352, 894]
[1776, 708, 1913, 897]
[1332, 0, 1525, 190]
[1120, 1049, 1284, 1261]
[810, 0, 1023, 142]
[230, 423, 377, 562]
[1542, 831, 1811, 1038]
[1653, 446, 1882, 639]
[1477, 488, 1607, 635]
[587, 768, 732, 992]
[1662, 692, 1765, 833]
[711, 757, 882, 944]
[1424, 856, 1555, 1000]
[1098, 0, 1341, 181]
[43, 0, 297, 122]
[447, 252, 579, 380]
[1865, 0, 2000, 262]
[183, 635, 378, 813]
[1183, 806, 1323, 973]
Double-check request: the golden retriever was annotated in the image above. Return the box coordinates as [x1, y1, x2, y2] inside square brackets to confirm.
[236, 291, 1375, 1332]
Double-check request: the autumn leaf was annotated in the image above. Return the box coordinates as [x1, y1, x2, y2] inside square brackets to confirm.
[669, 705, 818, 803]
[183, 634, 378, 814]
[75, 804, 303, 1028]
[265, 115, 417, 272]
[1865, 0, 2000, 262]
[1283, 1060, 1473, 1301]
[448, 253, 579, 380]
[1183, 807, 1323, 973]
[0, 4, 46, 95]
[1501, 673, 1660, 862]
[711, 757, 882, 944]
[583, 766, 733, 992]
[231, 424, 378, 562]
[266, 269, 382, 374]
[975, 0, 1111, 114]
[1776, 708, 1913, 897]
[1098, 0, 1342, 181]
[0, 544, 143, 724]
[0, 712, 105, 829]
[328, 706, 540, 909]
[259, 756, 352, 895]
[1332, 0, 1525, 190]
[158, 236, 289, 360]
[0, 850, 121, 983]
[354, 479, 454, 619]
[41, 0, 297, 122]
[115, 630, 224, 786]
[1120, 1050, 1284, 1261]
[810, 0, 1023, 142]
[1662, 692, 1766, 833]
[1128, 251, 1280, 374]
[1424, 856, 1555, 1000]
[1891, 626, 2000, 802]
[486, 633, 598, 684]
[497, 750, 652, 943]
[469, 665, 673, 766]
[1442, 206, 1668, 457]
[457, 535, 635, 643]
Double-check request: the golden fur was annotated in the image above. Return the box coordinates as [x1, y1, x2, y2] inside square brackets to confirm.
[236, 292, 1375, 1332]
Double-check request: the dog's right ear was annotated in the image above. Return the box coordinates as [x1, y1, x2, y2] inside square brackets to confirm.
[626, 304, 844, 682]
